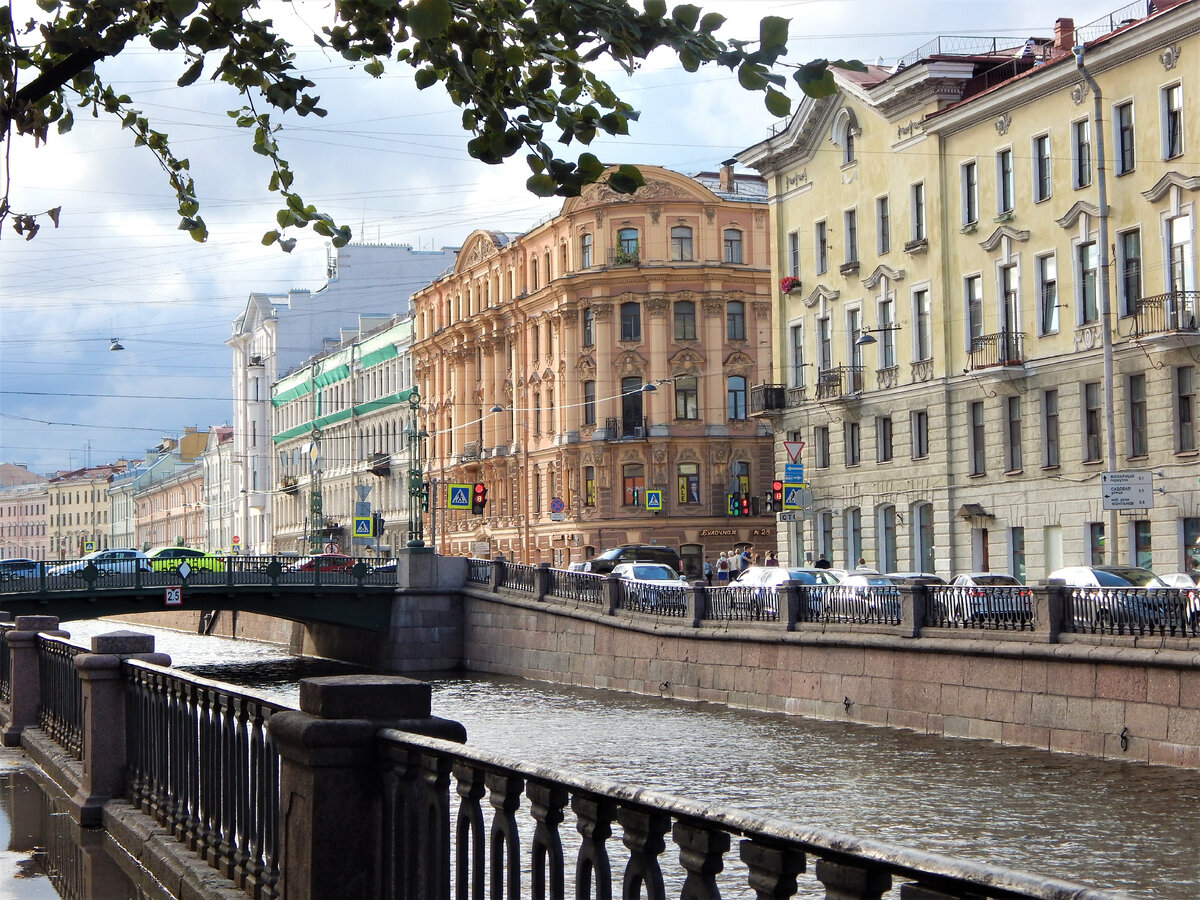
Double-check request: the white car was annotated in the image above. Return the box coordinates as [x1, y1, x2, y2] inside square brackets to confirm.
[611, 562, 688, 611]
[611, 563, 686, 583]
[734, 566, 840, 587]
[47, 548, 152, 577]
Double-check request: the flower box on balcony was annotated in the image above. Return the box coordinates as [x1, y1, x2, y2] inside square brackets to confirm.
[778, 276, 802, 294]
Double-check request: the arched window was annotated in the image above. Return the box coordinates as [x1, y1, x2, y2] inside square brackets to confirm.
[582, 307, 594, 346]
[673, 300, 697, 340]
[545, 250, 552, 282]
[723, 228, 743, 263]
[670, 225, 693, 261]
[530, 257, 539, 291]
[833, 107, 859, 165]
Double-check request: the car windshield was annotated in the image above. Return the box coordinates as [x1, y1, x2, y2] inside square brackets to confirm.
[971, 575, 1020, 586]
[1097, 567, 1164, 587]
[630, 565, 676, 580]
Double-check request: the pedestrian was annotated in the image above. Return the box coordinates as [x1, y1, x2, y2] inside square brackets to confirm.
[703, 557, 713, 586]
[716, 552, 730, 583]
[856, 556, 878, 573]
[739, 546, 752, 571]
[814, 554, 831, 569]
[765, 550, 779, 567]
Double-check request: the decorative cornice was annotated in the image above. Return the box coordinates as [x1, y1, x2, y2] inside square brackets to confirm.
[1053, 201, 1101, 230]
[978, 224, 1031, 251]
[802, 285, 840, 309]
[861, 264, 905, 289]
[1141, 171, 1200, 202]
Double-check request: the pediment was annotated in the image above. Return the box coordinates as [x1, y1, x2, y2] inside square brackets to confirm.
[861, 264, 905, 289]
[979, 224, 1031, 250]
[1053, 201, 1100, 230]
[1141, 171, 1200, 202]
[802, 285, 840, 309]
[666, 348, 706, 374]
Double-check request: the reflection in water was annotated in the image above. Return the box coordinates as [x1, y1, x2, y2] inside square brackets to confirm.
[60, 622, 1200, 899]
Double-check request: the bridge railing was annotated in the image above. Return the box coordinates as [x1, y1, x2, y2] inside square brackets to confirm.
[705, 583, 781, 622]
[37, 634, 87, 760]
[374, 727, 1121, 900]
[500, 561, 539, 593]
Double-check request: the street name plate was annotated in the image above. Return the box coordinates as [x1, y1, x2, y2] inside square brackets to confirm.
[1101, 471, 1152, 510]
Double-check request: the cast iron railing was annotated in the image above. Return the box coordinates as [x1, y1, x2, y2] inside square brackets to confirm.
[547, 569, 605, 604]
[968, 330, 1025, 369]
[705, 584, 780, 622]
[603, 416, 649, 440]
[615, 579, 689, 616]
[124, 661, 283, 899]
[466, 558, 492, 584]
[1130, 291, 1200, 338]
[37, 635, 85, 759]
[749, 383, 786, 415]
[1065, 586, 1197, 636]
[376, 729, 1120, 900]
[815, 365, 865, 400]
[927, 585, 1035, 630]
[500, 562, 538, 593]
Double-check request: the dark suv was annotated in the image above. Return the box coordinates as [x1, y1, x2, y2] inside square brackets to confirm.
[585, 545, 682, 575]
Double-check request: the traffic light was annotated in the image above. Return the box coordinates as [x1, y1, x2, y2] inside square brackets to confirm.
[739, 493, 751, 517]
[772, 479, 784, 511]
[372, 512, 385, 536]
[727, 493, 739, 517]
[472, 482, 488, 515]
[420, 482, 430, 513]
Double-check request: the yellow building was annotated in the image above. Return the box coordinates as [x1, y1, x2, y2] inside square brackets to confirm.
[410, 164, 777, 574]
[740, 1, 1199, 580]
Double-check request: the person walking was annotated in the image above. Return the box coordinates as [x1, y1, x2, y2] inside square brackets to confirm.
[716, 552, 730, 584]
[814, 554, 831, 569]
[765, 550, 779, 567]
[703, 557, 713, 586]
[739, 546, 752, 571]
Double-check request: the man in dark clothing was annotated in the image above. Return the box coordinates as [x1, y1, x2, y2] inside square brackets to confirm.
[814, 554, 831, 569]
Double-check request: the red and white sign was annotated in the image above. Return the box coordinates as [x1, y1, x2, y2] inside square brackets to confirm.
[164, 586, 182, 606]
[232, 535, 240, 544]
[783, 441, 805, 463]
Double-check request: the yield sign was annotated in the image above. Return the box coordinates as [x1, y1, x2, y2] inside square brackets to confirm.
[783, 440, 805, 463]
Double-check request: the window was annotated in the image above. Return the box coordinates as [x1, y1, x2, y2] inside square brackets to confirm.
[877, 296, 896, 368]
[533, 391, 541, 434]
[582, 307, 594, 346]
[969, 401, 986, 475]
[1072, 119, 1091, 189]
[723, 228, 743, 263]
[670, 225, 693, 261]
[845, 421, 860, 466]
[787, 231, 800, 277]
[876, 196, 890, 254]
[583, 380, 596, 426]
[961, 161, 978, 226]
[533, 472, 543, 512]
[843, 208, 858, 264]
[1084, 382, 1102, 462]
[817, 316, 832, 371]
[617, 227, 639, 262]
[1115, 100, 1135, 174]
[818, 511, 834, 563]
[726, 301, 746, 341]
[876, 416, 893, 462]
[1006, 396, 1023, 471]
[677, 463, 700, 504]
[912, 409, 929, 459]
[789, 324, 805, 389]
[910, 182, 926, 241]
[1078, 241, 1098, 323]
[584, 466, 596, 506]
[1129, 374, 1148, 457]
[1043, 389, 1060, 467]
[996, 148, 1014, 213]
[1037, 255, 1058, 334]
[815, 426, 830, 468]
[815, 221, 827, 274]
[620, 301, 641, 342]
[733, 459, 750, 497]
[878, 505, 898, 573]
[844, 508, 863, 566]
[1117, 230, 1142, 317]
[727, 376, 747, 420]
[530, 256, 539, 291]
[1184, 518, 1200, 572]
[531, 323, 540, 361]
[674, 301, 697, 341]
[1163, 83, 1184, 159]
[1178, 366, 1196, 452]
[1169, 212, 1194, 295]
[674, 376, 699, 420]
[1088, 522, 1106, 564]
[1032, 134, 1051, 202]
[914, 288, 931, 360]
[965, 275, 984, 344]
[622, 464, 645, 506]
[1134, 520, 1153, 570]
[580, 233, 592, 268]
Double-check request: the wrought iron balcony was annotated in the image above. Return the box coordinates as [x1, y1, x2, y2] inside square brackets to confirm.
[604, 416, 648, 440]
[749, 384, 786, 416]
[367, 452, 391, 476]
[279, 475, 299, 494]
[1131, 291, 1200, 339]
[968, 330, 1025, 371]
[606, 247, 640, 267]
[814, 366, 864, 401]
[459, 441, 481, 463]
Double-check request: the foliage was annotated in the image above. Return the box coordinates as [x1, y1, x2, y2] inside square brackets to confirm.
[0, 0, 863, 248]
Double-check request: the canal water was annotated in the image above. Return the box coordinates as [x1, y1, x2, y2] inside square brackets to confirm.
[4, 621, 1198, 899]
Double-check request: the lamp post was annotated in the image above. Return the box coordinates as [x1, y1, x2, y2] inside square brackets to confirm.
[405, 390, 426, 548]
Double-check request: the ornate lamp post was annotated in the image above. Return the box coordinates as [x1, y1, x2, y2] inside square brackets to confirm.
[404, 390, 427, 548]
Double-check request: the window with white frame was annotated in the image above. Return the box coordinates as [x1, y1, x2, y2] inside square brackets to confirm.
[843, 208, 858, 264]
[996, 148, 1014, 213]
[1129, 373, 1148, 457]
[788, 231, 800, 277]
[965, 275, 983, 346]
[1032, 134, 1051, 202]
[961, 160, 978, 226]
[1117, 229, 1142, 317]
[727, 376, 747, 420]
[1169, 212, 1194, 295]
[818, 315, 832, 371]
[670, 225, 694, 261]
[1115, 100, 1135, 174]
[1162, 83, 1184, 159]
[914, 288, 931, 360]
[877, 295, 896, 368]
[1006, 395, 1022, 472]
[1043, 388, 1060, 467]
[675, 376, 699, 420]
[910, 182, 926, 241]
[815, 221, 828, 274]
[969, 401, 986, 475]
[815, 425, 830, 468]
[1072, 118, 1092, 189]
[789, 324, 805, 389]
[1037, 254, 1058, 335]
[723, 228, 743, 264]
[876, 196, 890, 254]
[1078, 241, 1099, 323]
[580, 232, 592, 268]
[1083, 381, 1102, 462]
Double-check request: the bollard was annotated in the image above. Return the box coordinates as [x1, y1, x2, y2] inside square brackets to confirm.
[1, 615, 67, 747]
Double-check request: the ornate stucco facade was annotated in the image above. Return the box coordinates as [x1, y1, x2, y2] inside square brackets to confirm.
[410, 165, 777, 574]
[740, 1, 1199, 580]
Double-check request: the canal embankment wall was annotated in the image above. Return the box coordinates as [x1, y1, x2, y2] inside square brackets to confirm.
[459, 587, 1200, 770]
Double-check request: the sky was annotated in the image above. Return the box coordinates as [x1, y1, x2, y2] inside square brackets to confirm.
[0, 0, 1124, 476]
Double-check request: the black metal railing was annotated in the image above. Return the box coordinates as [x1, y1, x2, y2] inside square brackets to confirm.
[749, 383, 786, 415]
[808, 584, 903, 624]
[376, 728, 1119, 900]
[124, 660, 283, 899]
[466, 558, 492, 584]
[37, 635, 86, 759]
[927, 585, 1035, 630]
[0, 623, 12, 703]
[616, 579, 689, 616]
[603, 416, 649, 440]
[706, 584, 780, 622]
[814, 365, 865, 400]
[968, 330, 1025, 370]
[547, 569, 605, 604]
[1130, 291, 1200, 338]
[1065, 586, 1197, 636]
[499, 562, 538, 593]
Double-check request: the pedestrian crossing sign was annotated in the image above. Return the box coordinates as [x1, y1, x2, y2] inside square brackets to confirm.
[782, 483, 802, 511]
[447, 483, 472, 509]
[354, 516, 373, 537]
[644, 490, 662, 511]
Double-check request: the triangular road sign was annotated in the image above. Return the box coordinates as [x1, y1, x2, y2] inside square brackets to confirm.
[783, 440, 805, 463]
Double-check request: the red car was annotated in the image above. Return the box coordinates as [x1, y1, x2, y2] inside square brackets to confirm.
[291, 553, 355, 572]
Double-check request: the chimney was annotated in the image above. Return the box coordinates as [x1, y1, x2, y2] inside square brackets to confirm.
[719, 158, 737, 192]
[1053, 18, 1075, 52]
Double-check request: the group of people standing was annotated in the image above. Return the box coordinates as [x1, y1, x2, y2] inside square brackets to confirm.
[701, 546, 779, 585]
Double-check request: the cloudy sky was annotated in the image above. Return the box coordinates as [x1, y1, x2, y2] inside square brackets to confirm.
[0, 0, 1122, 475]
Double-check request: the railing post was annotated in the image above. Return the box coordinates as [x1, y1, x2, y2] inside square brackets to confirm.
[267, 675, 466, 900]
[603, 574, 621, 615]
[1, 615, 67, 747]
[781, 583, 802, 631]
[686, 582, 706, 627]
[490, 556, 506, 592]
[815, 859, 892, 900]
[71, 631, 171, 826]
[1032, 580, 1066, 643]
[537, 562, 552, 601]
[897, 584, 927, 638]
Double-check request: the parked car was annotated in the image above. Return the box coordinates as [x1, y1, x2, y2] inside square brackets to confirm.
[945, 572, 1031, 622]
[1048, 565, 1166, 588]
[1158, 572, 1198, 588]
[733, 566, 841, 587]
[0, 558, 39, 580]
[290, 553, 355, 573]
[886, 571, 947, 584]
[1048, 565, 1176, 627]
[584, 545, 682, 575]
[146, 546, 226, 573]
[611, 562, 686, 583]
[835, 573, 909, 619]
[611, 562, 688, 610]
[47, 548, 153, 578]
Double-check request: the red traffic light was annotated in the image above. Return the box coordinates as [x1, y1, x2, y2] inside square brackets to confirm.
[473, 482, 486, 497]
[771, 479, 784, 503]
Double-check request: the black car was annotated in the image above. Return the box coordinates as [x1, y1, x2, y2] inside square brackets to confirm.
[584, 545, 682, 575]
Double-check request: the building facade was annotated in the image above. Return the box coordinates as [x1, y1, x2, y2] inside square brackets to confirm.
[410, 164, 777, 574]
[134, 462, 205, 553]
[740, 0, 1199, 580]
[47, 464, 126, 558]
[0, 478, 49, 562]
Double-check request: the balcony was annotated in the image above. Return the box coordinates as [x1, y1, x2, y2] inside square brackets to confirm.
[607, 247, 640, 268]
[968, 331, 1026, 372]
[367, 452, 391, 477]
[604, 416, 648, 440]
[459, 441, 481, 463]
[279, 475, 299, 494]
[1130, 291, 1200, 342]
[814, 366, 865, 401]
[749, 384, 786, 416]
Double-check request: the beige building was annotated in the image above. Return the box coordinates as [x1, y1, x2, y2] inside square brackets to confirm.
[740, 0, 1199, 580]
[134, 462, 205, 553]
[48, 464, 126, 558]
[410, 164, 777, 575]
[0, 468, 49, 562]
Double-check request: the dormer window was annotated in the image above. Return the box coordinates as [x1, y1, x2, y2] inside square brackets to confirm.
[832, 107, 860, 166]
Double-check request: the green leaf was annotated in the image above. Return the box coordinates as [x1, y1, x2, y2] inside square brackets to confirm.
[279, 237, 297, 252]
[738, 63, 768, 91]
[46, 207, 61, 227]
[831, 58, 868, 73]
[794, 62, 836, 98]
[679, 49, 698, 72]
[364, 59, 384, 78]
[764, 87, 791, 117]
[526, 174, 557, 197]
[759, 16, 790, 52]
[262, 230, 280, 246]
[414, 67, 438, 90]
[407, 0, 452, 40]
[643, 0, 666, 19]
[177, 58, 204, 87]
[672, 4, 699, 30]
[167, 0, 198, 19]
[699, 12, 725, 34]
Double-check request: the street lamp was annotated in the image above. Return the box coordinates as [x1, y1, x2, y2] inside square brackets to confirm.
[405, 389, 426, 548]
[854, 323, 902, 346]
